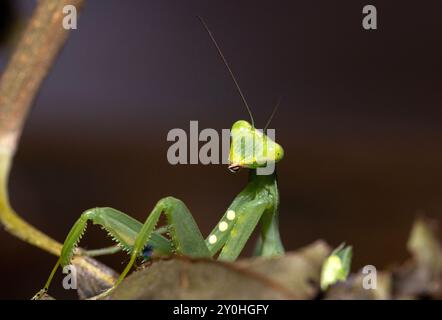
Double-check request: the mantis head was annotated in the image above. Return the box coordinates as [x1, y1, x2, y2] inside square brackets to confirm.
[198, 17, 284, 172]
[228, 120, 284, 172]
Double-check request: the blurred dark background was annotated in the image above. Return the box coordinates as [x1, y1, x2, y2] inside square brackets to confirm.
[0, 0, 442, 299]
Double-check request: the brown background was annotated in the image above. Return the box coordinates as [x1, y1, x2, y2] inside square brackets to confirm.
[0, 0, 441, 299]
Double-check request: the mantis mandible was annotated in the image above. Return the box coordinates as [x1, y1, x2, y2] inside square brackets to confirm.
[33, 18, 285, 299]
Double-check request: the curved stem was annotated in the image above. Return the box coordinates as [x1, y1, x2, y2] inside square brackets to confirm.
[0, 0, 86, 255]
[0, 0, 88, 255]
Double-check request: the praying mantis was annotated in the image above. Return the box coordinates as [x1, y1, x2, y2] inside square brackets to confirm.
[31, 17, 353, 299]
[32, 18, 286, 299]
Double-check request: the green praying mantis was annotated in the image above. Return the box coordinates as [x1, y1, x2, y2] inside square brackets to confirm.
[35, 132, 285, 299]
[31, 18, 352, 299]
[32, 18, 286, 299]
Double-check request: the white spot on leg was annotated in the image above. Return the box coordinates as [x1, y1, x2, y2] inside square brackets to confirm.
[218, 221, 228, 232]
[209, 235, 217, 244]
[227, 210, 236, 221]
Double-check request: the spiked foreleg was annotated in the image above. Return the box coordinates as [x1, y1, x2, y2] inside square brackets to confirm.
[33, 206, 173, 300]
[59, 207, 172, 267]
[116, 196, 211, 286]
[205, 188, 255, 256]
[217, 198, 270, 261]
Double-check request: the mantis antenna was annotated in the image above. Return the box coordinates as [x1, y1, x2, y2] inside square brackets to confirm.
[264, 97, 282, 132]
[198, 16, 255, 128]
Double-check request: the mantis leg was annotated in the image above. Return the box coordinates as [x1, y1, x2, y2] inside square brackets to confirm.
[116, 196, 211, 286]
[83, 245, 122, 257]
[217, 198, 270, 261]
[33, 207, 173, 297]
[254, 213, 285, 257]
[250, 172, 285, 257]
[83, 226, 171, 257]
[57, 207, 172, 267]
[205, 171, 284, 261]
[204, 189, 254, 256]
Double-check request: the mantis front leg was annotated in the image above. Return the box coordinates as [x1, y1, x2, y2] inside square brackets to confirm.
[119, 193, 276, 285]
[116, 197, 213, 286]
[35, 174, 281, 298]
[34, 197, 213, 298]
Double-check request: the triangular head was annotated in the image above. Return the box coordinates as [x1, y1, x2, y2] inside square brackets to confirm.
[229, 120, 284, 172]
